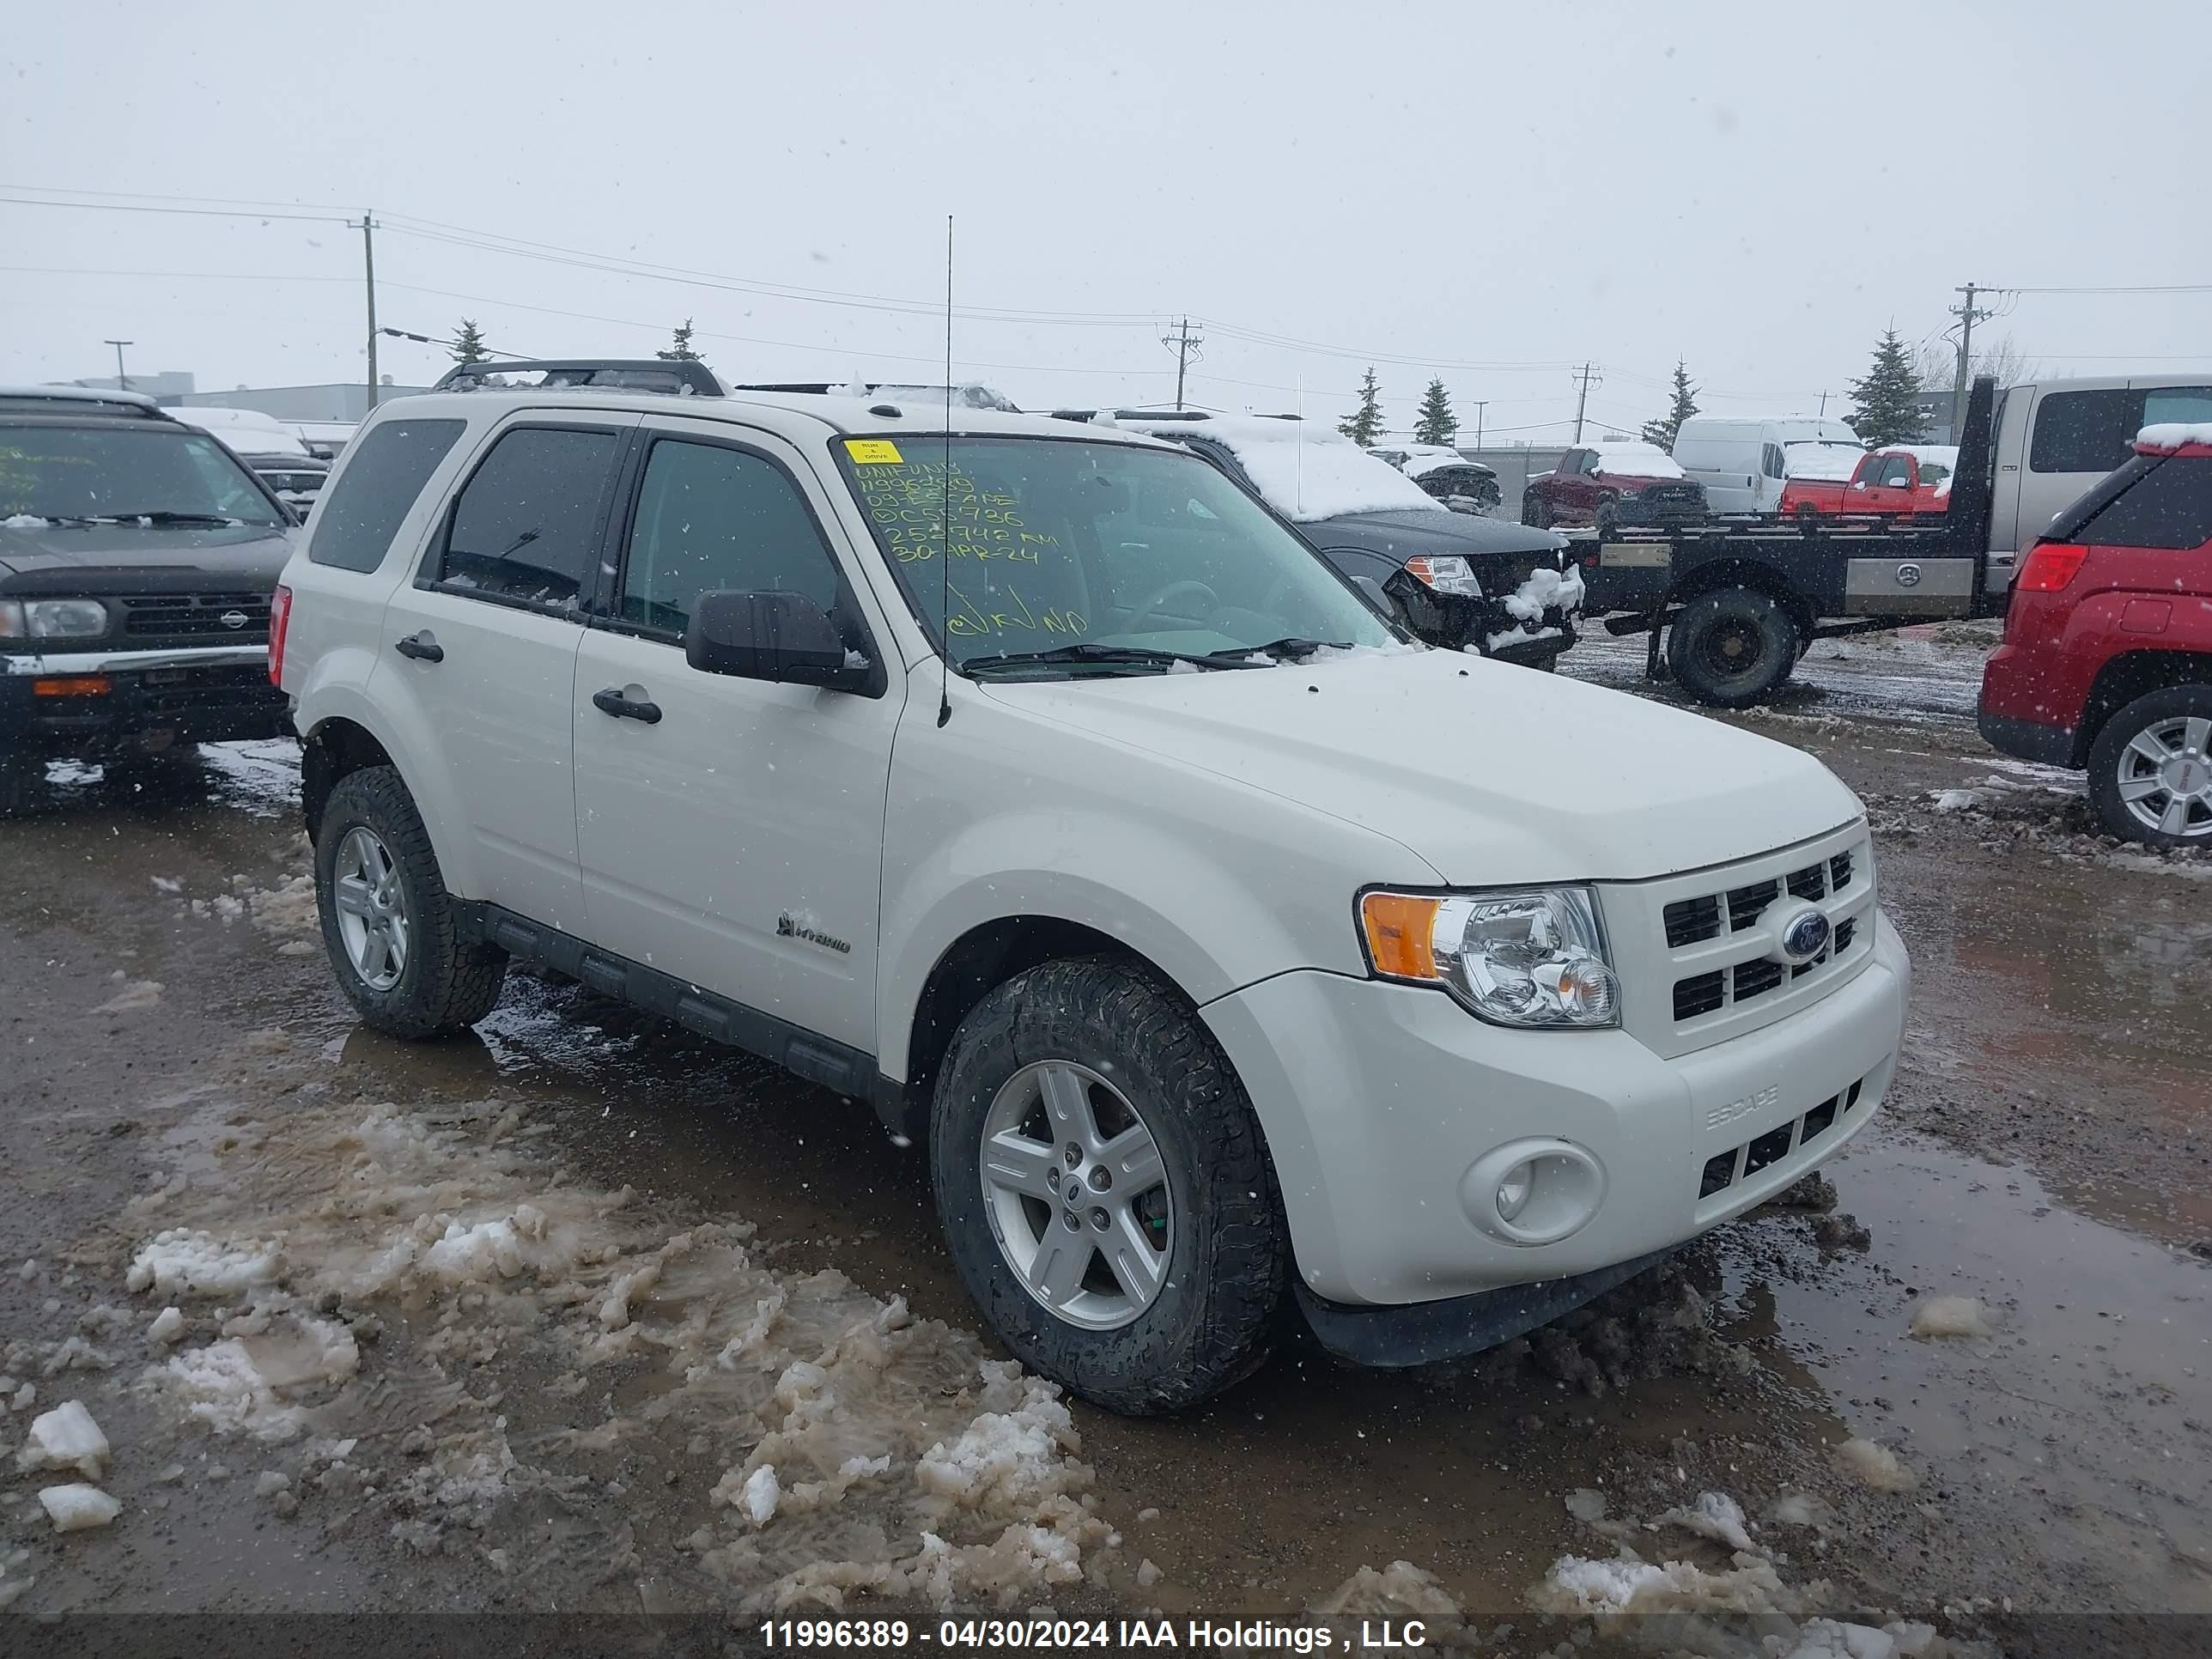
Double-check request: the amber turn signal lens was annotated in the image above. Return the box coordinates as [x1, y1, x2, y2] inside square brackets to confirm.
[32, 676, 111, 697]
[1359, 892, 1442, 980]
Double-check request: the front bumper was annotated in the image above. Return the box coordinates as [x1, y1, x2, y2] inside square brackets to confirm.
[1, 643, 289, 759]
[1201, 911, 1908, 1316]
[1614, 496, 1705, 528]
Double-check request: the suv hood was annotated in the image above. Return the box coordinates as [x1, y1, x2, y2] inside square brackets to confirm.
[0, 521, 295, 592]
[979, 647, 1859, 885]
[1306, 509, 1566, 560]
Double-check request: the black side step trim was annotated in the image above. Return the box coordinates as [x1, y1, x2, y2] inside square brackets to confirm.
[458, 900, 878, 1103]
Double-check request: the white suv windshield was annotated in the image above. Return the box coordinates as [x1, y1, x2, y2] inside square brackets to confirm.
[836, 434, 1398, 674]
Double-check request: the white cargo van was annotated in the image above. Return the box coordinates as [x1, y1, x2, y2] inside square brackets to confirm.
[1673, 416, 1865, 516]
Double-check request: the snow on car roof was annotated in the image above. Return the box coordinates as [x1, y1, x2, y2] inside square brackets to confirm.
[1781, 442, 1866, 481]
[1875, 445, 1959, 466]
[1588, 442, 1686, 478]
[1113, 414, 1446, 521]
[1401, 452, 1492, 480]
[168, 407, 313, 457]
[2136, 422, 2212, 454]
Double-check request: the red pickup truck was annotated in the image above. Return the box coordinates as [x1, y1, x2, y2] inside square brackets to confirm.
[1978, 424, 2212, 848]
[1778, 445, 1956, 526]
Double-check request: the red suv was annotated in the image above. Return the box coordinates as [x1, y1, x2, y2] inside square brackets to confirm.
[1978, 426, 2212, 848]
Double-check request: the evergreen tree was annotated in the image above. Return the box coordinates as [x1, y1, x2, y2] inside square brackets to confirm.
[1846, 327, 1928, 447]
[1639, 358, 1699, 453]
[1413, 377, 1458, 447]
[658, 318, 703, 362]
[1337, 367, 1384, 447]
[449, 319, 490, 365]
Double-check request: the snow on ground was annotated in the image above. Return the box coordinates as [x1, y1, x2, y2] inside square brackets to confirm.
[86, 1037, 1121, 1614]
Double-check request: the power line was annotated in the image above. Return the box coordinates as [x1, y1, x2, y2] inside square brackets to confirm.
[0, 192, 349, 225]
[1161, 317, 1203, 410]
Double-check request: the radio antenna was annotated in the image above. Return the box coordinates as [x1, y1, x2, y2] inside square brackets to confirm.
[937, 214, 955, 728]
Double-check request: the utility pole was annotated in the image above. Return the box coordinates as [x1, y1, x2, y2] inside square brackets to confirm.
[1472, 400, 1488, 449]
[103, 339, 133, 392]
[1161, 316, 1203, 411]
[1818, 389, 1827, 416]
[358, 210, 381, 411]
[1571, 362, 1600, 442]
[1948, 283, 1991, 441]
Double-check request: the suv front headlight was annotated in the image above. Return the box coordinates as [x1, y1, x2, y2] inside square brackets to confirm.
[1, 599, 111, 640]
[1359, 885, 1619, 1028]
[1401, 555, 1483, 597]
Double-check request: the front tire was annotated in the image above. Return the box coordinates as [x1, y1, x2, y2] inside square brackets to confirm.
[314, 766, 507, 1038]
[1594, 499, 1620, 540]
[1667, 586, 1802, 708]
[929, 957, 1286, 1415]
[2087, 686, 2212, 848]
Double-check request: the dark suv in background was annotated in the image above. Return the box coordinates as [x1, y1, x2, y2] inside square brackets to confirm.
[0, 386, 296, 813]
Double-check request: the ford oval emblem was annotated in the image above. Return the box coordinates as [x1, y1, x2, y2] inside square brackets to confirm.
[220, 609, 249, 630]
[1778, 908, 1832, 963]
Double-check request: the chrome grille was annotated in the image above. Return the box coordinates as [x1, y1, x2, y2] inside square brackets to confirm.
[116, 592, 272, 644]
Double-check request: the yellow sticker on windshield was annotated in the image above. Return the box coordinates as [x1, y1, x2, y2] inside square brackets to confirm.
[845, 439, 904, 465]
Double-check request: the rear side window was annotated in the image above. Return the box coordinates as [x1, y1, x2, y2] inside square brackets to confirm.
[2068, 457, 2212, 550]
[433, 426, 622, 608]
[307, 418, 464, 572]
[2030, 386, 2212, 475]
[617, 439, 842, 636]
[1761, 443, 1784, 479]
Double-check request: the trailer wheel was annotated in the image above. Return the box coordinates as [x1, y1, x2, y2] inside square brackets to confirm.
[1667, 587, 1800, 708]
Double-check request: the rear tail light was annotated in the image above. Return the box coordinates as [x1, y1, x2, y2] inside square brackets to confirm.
[267, 584, 293, 687]
[2014, 542, 2087, 593]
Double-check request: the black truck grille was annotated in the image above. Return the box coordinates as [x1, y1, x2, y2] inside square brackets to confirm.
[114, 592, 272, 645]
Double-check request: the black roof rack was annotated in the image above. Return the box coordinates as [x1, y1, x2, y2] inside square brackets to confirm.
[433, 359, 726, 397]
[0, 386, 175, 421]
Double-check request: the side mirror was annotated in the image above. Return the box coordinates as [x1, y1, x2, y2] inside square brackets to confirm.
[685, 590, 878, 695]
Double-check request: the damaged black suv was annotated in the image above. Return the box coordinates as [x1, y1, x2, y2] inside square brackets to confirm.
[0, 386, 297, 814]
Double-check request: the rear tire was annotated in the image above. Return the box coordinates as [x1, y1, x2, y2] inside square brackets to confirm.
[929, 957, 1286, 1415]
[1522, 494, 1553, 530]
[315, 765, 507, 1038]
[2087, 686, 2212, 848]
[1667, 586, 1801, 708]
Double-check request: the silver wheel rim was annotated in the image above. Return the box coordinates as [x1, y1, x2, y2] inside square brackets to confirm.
[979, 1060, 1174, 1331]
[2116, 714, 2212, 840]
[332, 825, 410, 990]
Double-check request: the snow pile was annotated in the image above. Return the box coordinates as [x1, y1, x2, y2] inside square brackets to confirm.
[126, 1230, 282, 1297]
[1782, 1620, 1990, 1657]
[1836, 1437, 1918, 1492]
[1784, 441, 1869, 481]
[1115, 414, 1446, 522]
[1656, 1489, 1759, 1554]
[1910, 1296, 1996, 1339]
[114, 1043, 1127, 1612]
[1313, 1559, 1468, 1641]
[1531, 1551, 1803, 1618]
[915, 1363, 1083, 1515]
[1490, 562, 1588, 652]
[161, 1314, 359, 1442]
[15, 1401, 110, 1479]
[38, 1484, 122, 1533]
[1589, 441, 1686, 479]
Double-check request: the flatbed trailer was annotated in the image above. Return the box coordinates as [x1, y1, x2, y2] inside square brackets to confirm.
[1573, 377, 2003, 707]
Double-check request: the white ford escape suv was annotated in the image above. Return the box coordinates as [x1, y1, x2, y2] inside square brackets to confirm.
[273, 360, 1909, 1414]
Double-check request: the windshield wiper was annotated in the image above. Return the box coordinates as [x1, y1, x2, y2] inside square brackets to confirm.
[86, 511, 246, 526]
[962, 642, 1266, 677]
[1212, 636, 1346, 662]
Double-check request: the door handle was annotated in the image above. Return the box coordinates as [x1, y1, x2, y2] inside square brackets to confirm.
[393, 632, 443, 663]
[592, 686, 663, 725]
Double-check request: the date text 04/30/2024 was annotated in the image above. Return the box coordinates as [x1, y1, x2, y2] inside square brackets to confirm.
[757, 1618, 1436, 1651]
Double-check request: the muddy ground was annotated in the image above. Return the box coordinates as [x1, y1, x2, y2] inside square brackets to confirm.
[1, 628, 2207, 1656]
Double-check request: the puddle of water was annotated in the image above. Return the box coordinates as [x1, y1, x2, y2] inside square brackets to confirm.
[1730, 1127, 2212, 1613]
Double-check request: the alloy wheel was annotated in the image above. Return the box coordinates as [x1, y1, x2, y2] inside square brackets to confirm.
[978, 1060, 1175, 1330]
[332, 825, 410, 990]
[2115, 714, 2212, 841]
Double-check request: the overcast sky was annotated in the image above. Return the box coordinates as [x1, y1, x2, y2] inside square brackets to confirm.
[6, 2, 2207, 441]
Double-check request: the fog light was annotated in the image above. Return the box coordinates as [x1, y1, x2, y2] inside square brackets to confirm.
[1461, 1138, 1607, 1245]
[1496, 1164, 1534, 1221]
